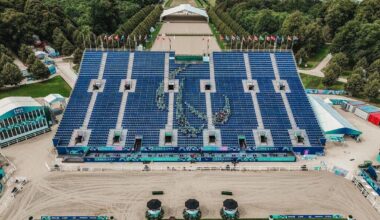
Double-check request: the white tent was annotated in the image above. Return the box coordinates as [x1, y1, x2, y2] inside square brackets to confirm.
[44, 94, 66, 113]
[309, 95, 361, 141]
[160, 4, 209, 22]
[0, 97, 40, 117]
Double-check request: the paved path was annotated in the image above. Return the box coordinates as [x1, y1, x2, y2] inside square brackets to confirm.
[299, 53, 347, 83]
[10, 56, 77, 89]
[54, 57, 77, 88]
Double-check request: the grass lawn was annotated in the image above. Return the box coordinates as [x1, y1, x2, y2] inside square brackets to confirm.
[300, 44, 330, 69]
[299, 73, 345, 90]
[0, 76, 72, 99]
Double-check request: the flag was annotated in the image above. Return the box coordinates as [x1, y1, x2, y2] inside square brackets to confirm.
[248, 35, 252, 41]
[220, 35, 224, 41]
[270, 35, 276, 41]
[231, 35, 236, 41]
[276, 35, 282, 44]
[121, 35, 125, 42]
[114, 35, 119, 41]
[293, 36, 299, 41]
[144, 35, 147, 41]
[225, 35, 230, 41]
[108, 35, 113, 41]
[259, 35, 264, 41]
[103, 35, 107, 41]
[266, 36, 271, 42]
[287, 35, 292, 41]
[254, 35, 258, 41]
[139, 35, 142, 41]
[236, 36, 240, 41]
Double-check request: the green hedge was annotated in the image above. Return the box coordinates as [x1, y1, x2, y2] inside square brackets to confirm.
[130, 5, 163, 39]
[116, 5, 156, 35]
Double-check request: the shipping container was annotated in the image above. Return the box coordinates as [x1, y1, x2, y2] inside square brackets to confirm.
[368, 112, 380, 126]
[344, 101, 365, 112]
[354, 105, 380, 120]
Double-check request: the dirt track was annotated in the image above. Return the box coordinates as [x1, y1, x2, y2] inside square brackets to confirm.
[2, 171, 379, 220]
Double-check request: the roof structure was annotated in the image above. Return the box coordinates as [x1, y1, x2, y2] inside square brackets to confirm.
[160, 4, 209, 22]
[309, 95, 361, 137]
[0, 97, 41, 117]
[44, 94, 65, 105]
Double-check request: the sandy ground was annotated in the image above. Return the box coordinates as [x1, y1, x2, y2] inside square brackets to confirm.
[159, 23, 212, 35]
[151, 22, 220, 55]
[152, 35, 221, 55]
[1, 171, 379, 220]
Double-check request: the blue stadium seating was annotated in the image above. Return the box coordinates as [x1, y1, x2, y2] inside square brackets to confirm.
[248, 52, 293, 146]
[122, 51, 167, 147]
[275, 52, 324, 147]
[55, 51, 102, 146]
[171, 55, 208, 147]
[54, 50, 324, 161]
[88, 52, 130, 146]
[212, 52, 257, 148]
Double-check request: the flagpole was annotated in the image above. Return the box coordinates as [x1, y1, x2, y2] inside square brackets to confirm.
[82, 33, 87, 49]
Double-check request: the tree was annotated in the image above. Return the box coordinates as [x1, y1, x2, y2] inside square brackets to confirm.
[52, 28, 67, 52]
[26, 53, 36, 66]
[73, 48, 83, 64]
[363, 79, 380, 101]
[369, 59, 380, 74]
[28, 60, 50, 80]
[345, 72, 365, 97]
[323, 63, 341, 87]
[354, 57, 369, 70]
[324, 0, 356, 36]
[295, 48, 308, 66]
[281, 11, 307, 36]
[1, 63, 23, 85]
[301, 21, 323, 55]
[0, 53, 13, 71]
[355, 0, 380, 23]
[90, 0, 120, 34]
[61, 40, 75, 56]
[331, 52, 349, 69]
[18, 44, 33, 63]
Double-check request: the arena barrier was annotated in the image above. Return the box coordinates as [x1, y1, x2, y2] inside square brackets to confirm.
[305, 89, 346, 95]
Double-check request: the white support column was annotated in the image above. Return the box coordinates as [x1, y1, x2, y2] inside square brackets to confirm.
[116, 53, 134, 129]
[82, 52, 108, 129]
[160, 53, 178, 147]
[244, 53, 264, 129]
[270, 53, 297, 129]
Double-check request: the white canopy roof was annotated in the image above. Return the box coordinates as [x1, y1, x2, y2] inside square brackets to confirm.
[0, 97, 41, 117]
[44, 94, 65, 104]
[160, 4, 208, 21]
[308, 95, 361, 136]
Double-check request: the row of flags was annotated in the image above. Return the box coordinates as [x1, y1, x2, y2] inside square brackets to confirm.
[102, 34, 148, 42]
[220, 35, 299, 43]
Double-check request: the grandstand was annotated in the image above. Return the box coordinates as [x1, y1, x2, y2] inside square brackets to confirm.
[53, 50, 325, 162]
[0, 97, 52, 148]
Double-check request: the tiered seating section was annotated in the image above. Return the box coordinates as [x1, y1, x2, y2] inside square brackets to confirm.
[249, 52, 293, 146]
[122, 52, 168, 147]
[55, 51, 102, 146]
[54, 50, 324, 162]
[212, 52, 257, 148]
[275, 52, 324, 152]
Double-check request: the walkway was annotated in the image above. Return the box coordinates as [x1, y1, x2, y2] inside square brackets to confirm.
[299, 53, 347, 83]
